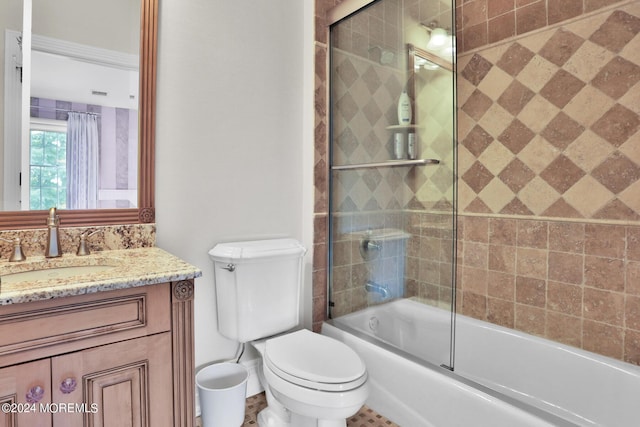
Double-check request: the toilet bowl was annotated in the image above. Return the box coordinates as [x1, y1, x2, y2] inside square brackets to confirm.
[253, 329, 369, 427]
[209, 239, 369, 426]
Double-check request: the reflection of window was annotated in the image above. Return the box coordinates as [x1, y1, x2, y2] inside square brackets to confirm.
[29, 119, 67, 210]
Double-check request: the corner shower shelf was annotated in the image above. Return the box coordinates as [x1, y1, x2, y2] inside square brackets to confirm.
[331, 158, 439, 171]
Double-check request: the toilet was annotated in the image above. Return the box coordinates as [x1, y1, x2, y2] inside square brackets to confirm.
[209, 238, 369, 427]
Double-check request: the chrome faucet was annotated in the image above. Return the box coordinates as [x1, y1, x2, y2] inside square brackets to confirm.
[365, 280, 390, 299]
[45, 207, 62, 258]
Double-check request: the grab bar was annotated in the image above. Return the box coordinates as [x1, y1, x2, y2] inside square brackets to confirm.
[331, 158, 439, 171]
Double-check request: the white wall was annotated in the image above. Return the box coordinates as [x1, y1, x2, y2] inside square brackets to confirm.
[155, 0, 314, 367]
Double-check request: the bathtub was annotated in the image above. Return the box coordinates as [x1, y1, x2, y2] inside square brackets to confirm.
[322, 298, 640, 427]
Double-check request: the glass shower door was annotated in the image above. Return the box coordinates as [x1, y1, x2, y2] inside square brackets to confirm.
[327, 0, 457, 369]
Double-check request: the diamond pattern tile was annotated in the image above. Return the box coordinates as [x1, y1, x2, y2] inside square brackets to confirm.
[457, 3, 640, 222]
[331, 46, 454, 214]
[591, 103, 640, 147]
[591, 56, 640, 99]
[541, 112, 585, 150]
[498, 119, 535, 154]
[539, 29, 585, 66]
[539, 69, 586, 108]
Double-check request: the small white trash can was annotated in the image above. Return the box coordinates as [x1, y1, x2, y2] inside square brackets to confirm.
[196, 362, 249, 427]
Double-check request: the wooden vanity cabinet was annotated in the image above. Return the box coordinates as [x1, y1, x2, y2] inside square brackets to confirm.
[0, 280, 195, 427]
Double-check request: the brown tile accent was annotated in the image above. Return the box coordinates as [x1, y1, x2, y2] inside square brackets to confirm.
[500, 197, 535, 215]
[462, 125, 494, 156]
[585, 255, 625, 291]
[548, 251, 583, 284]
[548, 0, 583, 25]
[538, 29, 585, 66]
[540, 112, 585, 150]
[462, 0, 488, 28]
[594, 199, 640, 221]
[539, 155, 586, 193]
[488, 270, 516, 300]
[583, 287, 624, 325]
[461, 291, 488, 320]
[462, 90, 494, 121]
[589, 10, 640, 53]
[497, 80, 535, 115]
[585, 223, 626, 258]
[461, 54, 493, 86]
[488, 11, 516, 44]
[546, 311, 582, 347]
[516, 247, 548, 278]
[624, 329, 640, 365]
[489, 217, 517, 245]
[462, 161, 495, 193]
[548, 280, 583, 316]
[626, 295, 640, 331]
[542, 198, 584, 218]
[591, 57, 640, 100]
[498, 119, 535, 154]
[591, 151, 640, 194]
[549, 222, 585, 253]
[464, 216, 489, 242]
[516, 276, 546, 307]
[516, 219, 548, 249]
[488, 297, 515, 327]
[515, 304, 546, 335]
[489, 244, 516, 273]
[628, 227, 640, 261]
[464, 23, 489, 51]
[583, 319, 623, 359]
[591, 103, 640, 147]
[498, 158, 535, 192]
[488, 0, 515, 18]
[496, 43, 535, 76]
[539, 69, 586, 109]
[516, 0, 547, 34]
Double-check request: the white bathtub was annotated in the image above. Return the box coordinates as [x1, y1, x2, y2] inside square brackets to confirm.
[322, 298, 640, 427]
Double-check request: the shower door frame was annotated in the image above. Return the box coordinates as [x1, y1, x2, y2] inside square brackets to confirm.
[325, 0, 459, 371]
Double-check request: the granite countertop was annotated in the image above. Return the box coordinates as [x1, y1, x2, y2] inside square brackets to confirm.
[0, 247, 202, 305]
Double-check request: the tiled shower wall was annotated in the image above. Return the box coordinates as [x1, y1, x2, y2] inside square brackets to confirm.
[329, 0, 456, 317]
[457, 0, 640, 364]
[314, 0, 640, 365]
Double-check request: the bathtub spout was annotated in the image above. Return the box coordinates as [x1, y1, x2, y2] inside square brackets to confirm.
[365, 280, 390, 299]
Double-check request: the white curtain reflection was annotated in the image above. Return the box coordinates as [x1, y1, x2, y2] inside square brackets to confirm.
[66, 112, 99, 209]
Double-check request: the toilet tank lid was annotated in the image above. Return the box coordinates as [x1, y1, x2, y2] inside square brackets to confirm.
[209, 238, 306, 262]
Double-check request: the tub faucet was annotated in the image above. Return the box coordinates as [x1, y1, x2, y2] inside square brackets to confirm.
[365, 280, 390, 299]
[45, 207, 62, 258]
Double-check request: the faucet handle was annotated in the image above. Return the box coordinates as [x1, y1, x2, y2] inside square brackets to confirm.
[0, 236, 27, 262]
[76, 230, 101, 256]
[47, 207, 60, 226]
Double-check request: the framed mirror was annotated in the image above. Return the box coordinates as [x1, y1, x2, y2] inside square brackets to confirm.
[0, 0, 156, 229]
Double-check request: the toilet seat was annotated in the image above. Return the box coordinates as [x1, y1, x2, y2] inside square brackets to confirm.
[264, 329, 367, 392]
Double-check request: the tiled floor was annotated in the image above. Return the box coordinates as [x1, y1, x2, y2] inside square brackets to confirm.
[197, 392, 399, 426]
[241, 392, 399, 426]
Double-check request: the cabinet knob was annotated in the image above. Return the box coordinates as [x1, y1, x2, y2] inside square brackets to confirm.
[26, 385, 45, 403]
[60, 378, 77, 394]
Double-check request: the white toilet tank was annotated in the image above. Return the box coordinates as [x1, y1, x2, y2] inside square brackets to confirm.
[209, 238, 306, 343]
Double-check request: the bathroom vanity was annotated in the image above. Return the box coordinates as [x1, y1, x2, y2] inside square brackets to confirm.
[0, 247, 201, 427]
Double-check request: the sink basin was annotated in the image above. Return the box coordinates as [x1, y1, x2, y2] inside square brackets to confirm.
[1, 265, 116, 284]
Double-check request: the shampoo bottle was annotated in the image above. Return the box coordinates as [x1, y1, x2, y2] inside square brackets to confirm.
[397, 90, 411, 125]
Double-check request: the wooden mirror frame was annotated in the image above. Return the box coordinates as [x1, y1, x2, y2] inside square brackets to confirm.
[0, 0, 157, 230]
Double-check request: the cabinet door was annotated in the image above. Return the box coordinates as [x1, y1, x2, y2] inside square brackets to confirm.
[0, 359, 51, 427]
[51, 333, 173, 427]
